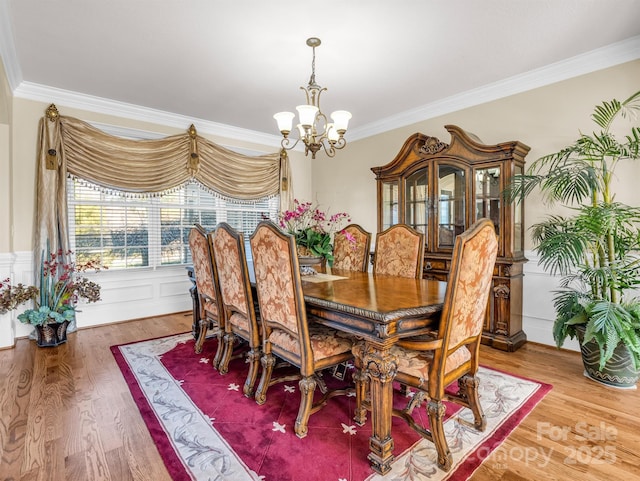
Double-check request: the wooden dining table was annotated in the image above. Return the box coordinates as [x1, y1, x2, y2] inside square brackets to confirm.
[301, 268, 446, 475]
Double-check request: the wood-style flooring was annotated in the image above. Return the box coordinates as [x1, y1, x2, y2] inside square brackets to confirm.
[0, 313, 638, 480]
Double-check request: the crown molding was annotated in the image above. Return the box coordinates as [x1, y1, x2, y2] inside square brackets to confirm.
[12, 81, 286, 149]
[348, 35, 640, 141]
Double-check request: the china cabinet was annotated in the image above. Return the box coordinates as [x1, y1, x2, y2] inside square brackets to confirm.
[372, 125, 530, 351]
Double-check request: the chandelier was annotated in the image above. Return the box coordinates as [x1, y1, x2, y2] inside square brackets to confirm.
[273, 37, 352, 159]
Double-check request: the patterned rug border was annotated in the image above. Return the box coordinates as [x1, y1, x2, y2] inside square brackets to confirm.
[111, 333, 552, 481]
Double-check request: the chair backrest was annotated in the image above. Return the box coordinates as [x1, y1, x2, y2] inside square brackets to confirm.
[332, 224, 371, 272]
[373, 224, 425, 279]
[211, 223, 256, 324]
[188, 224, 220, 309]
[438, 218, 498, 356]
[249, 221, 313, 370]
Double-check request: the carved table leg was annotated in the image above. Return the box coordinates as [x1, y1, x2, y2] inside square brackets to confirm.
[186, 266, 199, 341]
[362, 342, 398, 475]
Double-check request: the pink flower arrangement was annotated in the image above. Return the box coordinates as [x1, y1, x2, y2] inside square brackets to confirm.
[0, 247, 105, 326]
[279, 199, 352, 263]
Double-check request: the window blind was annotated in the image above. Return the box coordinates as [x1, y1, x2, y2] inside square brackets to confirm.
[67, 178, 278, 269]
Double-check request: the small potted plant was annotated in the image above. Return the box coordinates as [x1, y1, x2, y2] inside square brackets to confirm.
[278, 199, 352, 266]
[0, 246, 104, 346]
[507, 89, 640, 388]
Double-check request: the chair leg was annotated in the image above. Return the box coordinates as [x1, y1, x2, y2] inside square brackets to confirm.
[352, 357, 368, 426]
[295, 376, 317, 439]
[194, 318, 209, 354]
[217, 331, 235, 375]
[459, 374, 486, 431]
[427, 399, 452, 471]
[211, 328, 225, 371]
[243, 347, 261, 398]
[255, 353, 276, 405]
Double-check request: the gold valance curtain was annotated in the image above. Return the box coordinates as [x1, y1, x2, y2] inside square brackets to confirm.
[35, 104, 294, 256]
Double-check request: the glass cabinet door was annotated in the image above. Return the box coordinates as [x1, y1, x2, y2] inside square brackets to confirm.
[404, 168, 428, 235]
[437, 164, 465, 249]
[475, 166, 501, 237]
[381, 180, 399, 231]
[513, 164, 524, 253]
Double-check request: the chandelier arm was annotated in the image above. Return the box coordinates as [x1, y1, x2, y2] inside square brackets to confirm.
[300, 86, 312, 106]
[331, 137, 347, 150]
[314, 110, 329, 137]
[280, 136, 302, 151]
[319, 139, 337, 158]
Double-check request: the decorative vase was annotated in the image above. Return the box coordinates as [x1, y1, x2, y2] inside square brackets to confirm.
[34, 320, 70, 347]
[297, 255, 324, 267]
[576, 325, 639, 389]
[296, 245, 326, 273]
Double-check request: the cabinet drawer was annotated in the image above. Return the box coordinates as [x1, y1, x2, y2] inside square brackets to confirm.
[424, 259, 447, 271]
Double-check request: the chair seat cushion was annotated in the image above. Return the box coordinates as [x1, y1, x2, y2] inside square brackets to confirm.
[203, 297, 218, 317]
[269, 325, 352, 359]
[228, 312, 249, 331]
[392, 344, 471, 384]
[352, 342, 471, 386]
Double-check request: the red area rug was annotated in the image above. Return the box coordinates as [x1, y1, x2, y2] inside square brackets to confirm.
[111, 333, 551, 481]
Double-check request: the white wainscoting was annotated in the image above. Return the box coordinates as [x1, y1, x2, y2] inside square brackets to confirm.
[0, 250, 192, 348]
[74, 266, 192, 328]
[522, 250, 580, 352]
[0, 251, 18, 348]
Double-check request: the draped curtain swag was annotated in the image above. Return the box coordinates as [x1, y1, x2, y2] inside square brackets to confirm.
[35, 104, 294, 258]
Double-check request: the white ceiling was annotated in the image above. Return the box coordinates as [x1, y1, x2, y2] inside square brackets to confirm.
[2, 0, 640, 144]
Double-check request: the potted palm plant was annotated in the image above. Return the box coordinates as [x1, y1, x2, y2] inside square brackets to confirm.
[508, 89, 640, 388]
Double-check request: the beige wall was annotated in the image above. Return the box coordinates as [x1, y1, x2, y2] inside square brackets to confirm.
[0, 61, 10, 253]
[312, 59, 640, 251]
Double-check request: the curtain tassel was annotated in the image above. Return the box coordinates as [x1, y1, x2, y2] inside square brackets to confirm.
[279, 149, 289, 192]
[188, 124, 200, 175]
[45, 104, 60, 170]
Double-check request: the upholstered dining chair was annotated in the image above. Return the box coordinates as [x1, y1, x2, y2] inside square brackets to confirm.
[352, 218, 499, 471]
[188, 225, 225, 368]
[210, 223, 262, 398]
[373, 224, 425, 279]
[332, 223, 372, 272]
[249, 221, 354, 438]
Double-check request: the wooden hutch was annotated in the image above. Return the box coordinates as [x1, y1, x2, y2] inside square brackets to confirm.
[371, 125, 530, 351]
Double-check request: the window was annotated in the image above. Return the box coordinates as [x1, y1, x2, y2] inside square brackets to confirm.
[67, 178, 279, 269]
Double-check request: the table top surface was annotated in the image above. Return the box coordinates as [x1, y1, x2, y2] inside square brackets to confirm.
[301, 269, 446, 322]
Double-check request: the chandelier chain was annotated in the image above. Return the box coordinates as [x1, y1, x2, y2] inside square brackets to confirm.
[309, 44, 316, 87]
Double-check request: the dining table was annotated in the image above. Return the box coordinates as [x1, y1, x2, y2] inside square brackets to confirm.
[301, 268, 446, 475]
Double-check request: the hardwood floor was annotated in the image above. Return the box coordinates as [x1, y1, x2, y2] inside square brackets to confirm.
[1, 313, 638, 480]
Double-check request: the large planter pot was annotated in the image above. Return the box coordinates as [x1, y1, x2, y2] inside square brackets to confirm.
[576, 325, 639, 389]
[34, 320, 70, 347]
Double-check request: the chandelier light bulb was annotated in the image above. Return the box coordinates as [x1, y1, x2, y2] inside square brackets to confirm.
[330, 110, 352, 134]
[296, 105, 319, 128]
[327, 123, 339, 143]
[273, 111, 295, 135]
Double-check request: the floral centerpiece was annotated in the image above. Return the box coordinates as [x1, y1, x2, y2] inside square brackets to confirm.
[279, 199, 353, 265]
[0, 246, 104, 345]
